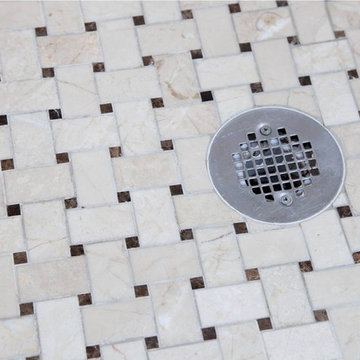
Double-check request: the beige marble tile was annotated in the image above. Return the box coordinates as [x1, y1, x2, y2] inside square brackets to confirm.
[0, 217, 24, 254]
[23, 200, 69, 262]
[38, 32, 102, 67]
[180, 1, 225, 10]
[196, 54, 259, 90]
[345, 158, 360, 215]
[347, 29, 360, 69]
[113, 152, 179, 190]
[0, 29, 40, 81]
[351, 78, 360, 108]
[101, 340, 147, 360]
[0, 174, 6, 217]
[327, 1, 360, 30]
[240, 1, 277, 11]
[341, 216, 360, 252]
[155, 53, 200, 104]
[196, 226, 246, 287]
[17, 256, 89, 303]
[114, 100, 160, 156]
[37, 297, 86, 360]
[130, 242, 201, 284]
[155, 102, 219, 139]
[82, 298, 155, 344]
[143, 1, 181, 24]
[132, 188, 179, 246]
[67, 204, 135, 244]
[10, 112, 55, 169]
[195, 282, 268, 327]
[0, 126, 12, 161]
[150, 280, 202, 346]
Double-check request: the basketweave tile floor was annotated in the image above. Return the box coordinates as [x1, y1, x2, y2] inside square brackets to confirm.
[0, 0, 359, 359]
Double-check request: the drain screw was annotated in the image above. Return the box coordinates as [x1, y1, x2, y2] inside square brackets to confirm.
[260, 124, 272, 136]
[280, 194, 293, 206]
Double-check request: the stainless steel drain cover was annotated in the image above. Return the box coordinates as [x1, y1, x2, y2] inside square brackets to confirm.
[207, 107, 345, 224]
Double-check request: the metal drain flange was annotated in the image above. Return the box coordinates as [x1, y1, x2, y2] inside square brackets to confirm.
[207, 106, 345, 224]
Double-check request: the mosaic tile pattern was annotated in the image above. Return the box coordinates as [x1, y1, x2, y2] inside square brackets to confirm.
[0, 1, 359, 359]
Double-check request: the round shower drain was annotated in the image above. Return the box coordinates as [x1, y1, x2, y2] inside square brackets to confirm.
[207, 106, 345, 224]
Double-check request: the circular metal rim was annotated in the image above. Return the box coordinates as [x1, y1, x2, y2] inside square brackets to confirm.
[206, 105, 346, 225]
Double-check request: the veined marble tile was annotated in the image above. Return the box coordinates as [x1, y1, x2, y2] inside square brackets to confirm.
[195, 282, 268, 327]
[345, 158, 360, 215]
[0, 216, 24, 254]
[347, 29, 360, 69]
[37, 297, 86, 360]
[327, 1, 360, 30]
[38, 32, 102, 67]
[155, 102, 219, 139]
[341, 216, 360, 252]
[240, 1, 277, 11]
[0, 126, 12, 160]
[101, 340, 147, 360]
[155, 53, 200, 104]
[17, 256, 89, 303]
[82, 298, 155, 345]
[114, 100, 160, 156]
[143, 1, 181, 24]
[67, 204, 135, 244]
[150, 280, 202, 346]
[130, 242, 201, 284]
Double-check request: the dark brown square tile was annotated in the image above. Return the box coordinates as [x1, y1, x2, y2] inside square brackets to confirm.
[353, 251, 360, 264]
[42, 67, 54, 78]
[299, 260, 313, 272]
[245, 268, 260, 281]
[13, 251, 27, 265]
[287, 35, 300, 45]
[70, 244, 84, 257]
[239, 42, 252, 52]
[151, 97, 164, 108]
[86, 345, 101, 359]
[26, 356, 40, 360]
[200, 91, 213, 102]
[117, 191, 131, 203]
[337, 205, 352, 218]
[48, 108, 62, 119]
[161, 139, 173, 151]
[20, 302, 34, 316]
[78, 293, 92, 306]
[190, 276, 205, 289]
[85, 22, 97, 32]
[314, 309, 328, 322]
[100, 103, 113, 113]
[64, 197, 78, 209]
[348, 69, 359, 80]
[299, 76, 312, 86]
[228, 3, 241, 13]
[180, 228, 194, 240]
[145, 336, 159, 349]
[92, 62, 105, 72]
[134, 284, 149, 297]
[109, 146, 122, 158]
[133, 16, 145, 26]
[233, 222, 248, 234]
[181, 9, 193, 19]
[276, 0, 288, 6]
[257, 317, 272, 330]
[142, 56, 154, 66]
[334, 30, 345, 38]
[0, 115, 7, 126]
[7, 204, 21, 217]
[202, 327, 216, 340]
[56, 152, 69, 164]
[35, 26, 47, 36]
[125, 236, 140, 249]
[250, 82, 263, 93]
[169, 184, 183, 196]
[1, 159, 14, 171]
[190, 49, 203, 59]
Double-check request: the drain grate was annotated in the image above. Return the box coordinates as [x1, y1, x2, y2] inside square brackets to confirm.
[207, 107, 345, 224]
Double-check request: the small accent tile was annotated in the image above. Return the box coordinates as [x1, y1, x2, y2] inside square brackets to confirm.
[180, 228, 194, 240]
[245, 268, 260, 281]
[142, 56, 154, 66]
[276, 0, 288, 6]
[117, 191, 131, 203]
[20, 302, 34, 316]
[64, 197, 78, 209]
[48, 109, 62, 120]
[13, 251, 28, 265]
[181, 10, 193, 20]
[78, 293, 92, 306]
[348, 69, 359, 80]
[299, 260, 313, 272]
[190, 49, 203, 59]
[161, 139, 173, 151]
[190, 276, 205, 289]
[228, 3, 241, 13]
[92, 62, 105, 72]
[299, 75, 312, 86]
[109, 146, 122, 158]
[337, 205, 352, 218]
[134, 285, 149, 297]
[353, 251, 360, 264]
[125, 236, 140, 249]
[100, 103, 113, 113]
[86, 345, 101, 359]
[151, 97, 164, 108]
[7, 204, 21, 216]
[314, 309, 329, 322]
[200, 91, 213, 102]
[239, 42, 252, 52]
[85, 22, 97, 32]
[133, 16, 145, 26]
[26, 356, 40, 360]
[35, 26, 47, 37]
[334, 30, 346, 39]
[233, 222, 248, 234]
[1, 159, 14, 171]
[287, 35, 300, 45]
[42, 67, 54, 78]
[0, 115, 8, 126]
[257, 317, 272, 330]
[145, 336, 159, 349]
[56, 153, 69, 164]
[70, 244, 84, 257]
[202, 327, 217, 340]
[250, 82, 263, 93]
[170, 184, 184, 196]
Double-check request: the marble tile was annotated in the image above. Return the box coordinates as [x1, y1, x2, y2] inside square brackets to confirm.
[150, 280, 202, 346]
[113, 152, 179, 190]
[101, 340, 147, 360]
[114, 100, 160, 156]
[82, 298, 155, 345]
[196, 226, 246, 287]
[0, 217, 24, 254]
[347, 29, 360, 69]
[17, 256, 89, 303]
[0, 126, 12, 160]
[67, 204, 135, 244]
[155, 53, 200, 104]
[196, 54, 259, 90]
[37, 297, 86, 360]
[351, 78, 360, 108]
[132, 188, 180, 246]
[194, 6, 238, 57]
[327, 1, 360, 30]
[195, 282, 268, 327]
[240, 1, 277, 11]
[341, 216, 360, 252]
[179, 1, 225, 10]
[143, 1, 181, 24]
[23, 200, 69, 262]
[155, 102, 219, 139]
[98, 19, 142, 71]
[130, 242, 201, 284]
[10, 112, 55, 169]
[263, 322, 342, 360]
[0, 174, 6, 217]
[345, 158, 360, 215]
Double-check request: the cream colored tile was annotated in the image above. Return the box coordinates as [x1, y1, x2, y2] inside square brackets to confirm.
[218, 321, 267, 360]
[17, 256, 89, 303]
[52, 114, 119, 153]
[233, 7, 295, 42]
[132, 188, 179, 246]
[155, 53, 200, 104]
[0, 126, 12, 160]
[175, 136, 212, 192]
[57, 64, 99, 118]
[240, 1, 277, 11]
[101, 340, 147, 360]
[292, 40, 354, 75]
[238, 227, 309, 268]
[113, 152, 179, 190]
[151, 280, 202, 346]
[10, 112, 55, 168]
[38, 32, 102, 67]
[194, 6, 238, 57]
[68, 204, 135, 244]
[37, 297, 86, 360]
[253, 39, 298, 91]
[347, 29, 360, 69]
[301, 210, 353, 270]
[23, 200, 69, 262]
[263, 322, 341, 360]
[173, 193, 242, 228]
[71, 150, 117, 207]
[0, 255, 19, 319]
[196, 54, 259, 90]
[98, 19, 142, 71]
[0, 316, 39, 359]
[0, 217, 24, 254]
[351, 79, 360, 108]
[137, 20, 200, 56]
[327, 1, 360, 30]
[180, 1, 225, 10]
[130, 242, 201, 284]
[0, 29, 40, 81]
[312, 71, 359, 126]
[143, 1, 181, 24]
[196, 226, 246, 287]
[0, 174, 6, 217]
[96, 67, 161, 103]
[114, 100, 160, 156]
[341, 216, 360, 252]
[195, 282, 268, 327]
[345, 159, 360, 215]
[155, 103, 219, 139]
[82, 298, 155, 344]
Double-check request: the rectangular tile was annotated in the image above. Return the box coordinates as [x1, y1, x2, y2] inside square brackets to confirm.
[143, 1, 181, 24]
[327, 1, 360, 31]
[347, 29, 360, 69]
[37, 297, 86, 360]
[239, 1, 277, 11]
[332, 122, 360, 159]
[101, 340, 147, 360]
[0, 173, 6, 217]
[341, 216, 360, 252]
[4, 164, 74, 204]
[0, 126, 12, 160]
[346, 159, 360, 214]
[68, 204, 135, 244]
[130, 242, 201, 284]
[82, 298, 155, 345]
[0, 217, 24, 254]
[195, 282, 268, 327]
